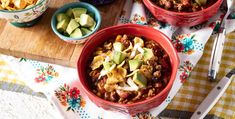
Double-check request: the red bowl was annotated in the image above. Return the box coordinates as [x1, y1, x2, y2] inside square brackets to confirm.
[143, 0, 223, 26]
[77, 24, 179, 115]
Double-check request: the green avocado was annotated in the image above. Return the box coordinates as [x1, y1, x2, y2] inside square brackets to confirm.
[56, 19, 69, 33]
[112, 51, 126, 64]
[72, 8, 87, 18]
[66, 8, 74, 18]
[113, 42, 124, 52]
[56, 13, 70, 22]
[195, 0, 207, 6]
[89, 21, 96, 31]
[143, 48, 154, 61]
[81, 28, 92, 35]
[66, 19, 80, 35]
[129, 60, 142, 71]
[70, 28, 83, 38]
[133, 71, 147, 88]
[79, 14, 95, 27]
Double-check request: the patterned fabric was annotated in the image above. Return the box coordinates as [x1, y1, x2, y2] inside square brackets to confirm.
[0, 0, 234, 119]
[167, 35, 235, 118]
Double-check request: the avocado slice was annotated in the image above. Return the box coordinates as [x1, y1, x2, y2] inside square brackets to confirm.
[70, 28, 83, 38]
[89, 21, 96, 31]
[79, 14, 95, 27]
[143, 48, 154, 61]
[72, 8, 87, 18]
[56, 19, 69, 33]
[133, 71, 147, 88]
[66, 8, 74, 18]
[112, 51, 126, 64]
[66, 19, 80, 35]
[81, 28, 92, 35]
[129, 60, 142, 71]
[113, 42, 124, 52]
[56, 13, 70, 22]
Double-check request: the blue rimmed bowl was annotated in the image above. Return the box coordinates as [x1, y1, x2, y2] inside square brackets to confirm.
[51, 2, 101, 44]
[0, 0, 49, 27]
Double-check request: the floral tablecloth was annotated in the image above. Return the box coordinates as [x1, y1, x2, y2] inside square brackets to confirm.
[0, 0, 235, 119]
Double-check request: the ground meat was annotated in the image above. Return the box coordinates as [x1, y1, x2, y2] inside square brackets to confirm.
[152, 0, 216, 12]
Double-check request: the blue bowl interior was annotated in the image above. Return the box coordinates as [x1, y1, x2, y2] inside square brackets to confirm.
[51, 2, 101, 41]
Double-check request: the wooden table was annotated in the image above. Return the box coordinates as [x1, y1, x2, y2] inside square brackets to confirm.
[0, 0, 126, 67]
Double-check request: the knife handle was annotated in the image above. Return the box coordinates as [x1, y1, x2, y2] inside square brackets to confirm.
[191, 76, 232, 119]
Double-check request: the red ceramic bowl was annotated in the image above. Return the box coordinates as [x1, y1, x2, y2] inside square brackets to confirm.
[77, 24, 179, 115]
[143, 0, 223, 26]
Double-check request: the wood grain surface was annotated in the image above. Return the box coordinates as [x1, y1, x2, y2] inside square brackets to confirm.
[0, 0, 125, 67]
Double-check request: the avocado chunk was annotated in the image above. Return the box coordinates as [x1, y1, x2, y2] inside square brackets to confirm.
[79, 14, 95, 27]
[129, 60, 142, 71]
[195, 0, 207, 6]
[56, 13, 70, 22]
[143, 48, 154, 61]
[75, 17, 80, 23]
[133, 71, 147, 88]
[113, 42, 124, 51]
[81, 28, 92, 35]
[66, 19, 80, 35]
[89, 21, 96, 31]
[103, 62, 111, 71]
[72, 8, 87, 18]
[112, 51, 126, 64]
[66, 8, 73, 18]
[56, 19, 69, 33]
[70, 28, 82, 38]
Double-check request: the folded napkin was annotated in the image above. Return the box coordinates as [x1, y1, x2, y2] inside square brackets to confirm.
[0, 0, 234, 119]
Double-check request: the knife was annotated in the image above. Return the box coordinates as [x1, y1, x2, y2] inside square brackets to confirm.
[191, 68, 235, 119]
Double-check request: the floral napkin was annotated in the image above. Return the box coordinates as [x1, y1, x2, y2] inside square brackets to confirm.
[3, 0, 234, 119]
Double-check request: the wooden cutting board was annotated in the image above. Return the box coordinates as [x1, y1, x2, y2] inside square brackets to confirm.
[0, 0, 126, 67]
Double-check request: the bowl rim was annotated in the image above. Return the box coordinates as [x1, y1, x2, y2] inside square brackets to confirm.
[143, 0, 223, 15]
[51, 2, 101, 41]
[0, 0, 46, 13]
[77, 24, 179, 108]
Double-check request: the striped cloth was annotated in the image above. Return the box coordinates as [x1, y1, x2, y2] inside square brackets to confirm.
[167, 32, 235, 118]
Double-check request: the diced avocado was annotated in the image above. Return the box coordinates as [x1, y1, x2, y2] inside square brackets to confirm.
[72, 8, 87, 18]
[89, 21, 96, 31]
[88, 12, 95, 18]
[75, 17, 80, 23]
[134, 54, 142, 60]
[134, 37, 144, 47]
[103, 62, 111, 71]
[66, 8, 73, 18]
[113, 42, 124, 51]
[66, 19, 80, 35]
[133, 71, 147, 88]
[112, 51, 126, 64]
[129, 60, 142, 71]
[70, 28, 83, 38]
[81, 28, 92, 35]
[195, 0, 207, 6]
[143, 48, 154, 61]
[56, 13, 70, 22]
[56, 19, 69, 33]
[79, 14, 95, 27]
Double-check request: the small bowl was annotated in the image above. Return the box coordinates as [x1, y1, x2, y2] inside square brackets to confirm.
[77, 24, 179, 115]
[143, 0, 223, 26]
[0, 0, 49, 27]
[51, 2, 101, 44]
